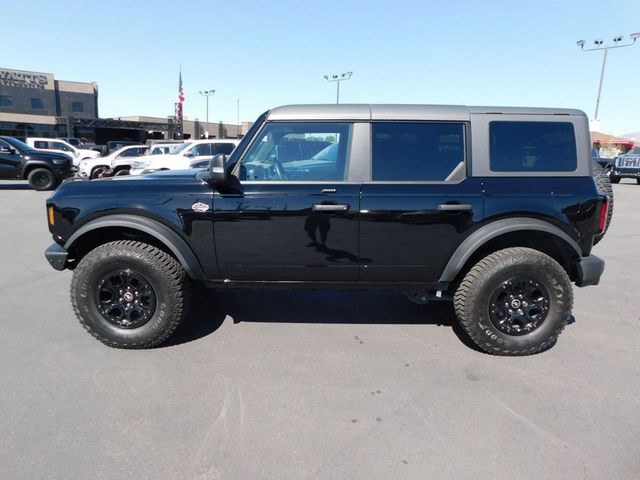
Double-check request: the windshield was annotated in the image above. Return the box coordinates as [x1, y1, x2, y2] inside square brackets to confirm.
[2, 137, 34, 152]
[172, 142, 193, 155]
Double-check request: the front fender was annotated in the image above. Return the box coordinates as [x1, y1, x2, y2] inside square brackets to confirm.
[63, 214, 206, 281]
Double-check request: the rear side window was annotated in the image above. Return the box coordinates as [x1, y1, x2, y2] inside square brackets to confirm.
[490, 121, 577, 172]
[372, 122, 465, 181]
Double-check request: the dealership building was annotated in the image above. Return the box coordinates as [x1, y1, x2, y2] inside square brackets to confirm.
[0, 67, 249, 143]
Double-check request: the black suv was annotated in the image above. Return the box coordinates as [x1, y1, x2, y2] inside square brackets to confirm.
[44, 105, 610, 355]
[0, 136, 73, 190]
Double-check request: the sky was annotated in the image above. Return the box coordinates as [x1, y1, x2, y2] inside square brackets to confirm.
[3, 0, 640, 135]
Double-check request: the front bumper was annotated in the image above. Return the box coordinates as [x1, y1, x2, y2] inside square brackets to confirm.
[45, 243, 68, 271]
[612, 168, 640, 178]
[576, 255, 605, 287]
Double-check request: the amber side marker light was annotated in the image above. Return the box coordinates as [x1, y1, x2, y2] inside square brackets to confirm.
[48, 207, 55, 226]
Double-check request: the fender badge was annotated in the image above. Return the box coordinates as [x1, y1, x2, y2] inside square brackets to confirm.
[191, 202, 209, 213]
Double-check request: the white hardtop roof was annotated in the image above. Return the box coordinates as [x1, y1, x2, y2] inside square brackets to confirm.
[267, 104, 586, 122]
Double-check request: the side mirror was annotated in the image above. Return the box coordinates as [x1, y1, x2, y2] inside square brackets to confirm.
[206, 154, 228, 184]
[0, 146, 16, 155]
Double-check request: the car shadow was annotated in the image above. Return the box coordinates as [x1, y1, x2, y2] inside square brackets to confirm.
[165, 286, 480, 351]
[0, 184, 32, 190]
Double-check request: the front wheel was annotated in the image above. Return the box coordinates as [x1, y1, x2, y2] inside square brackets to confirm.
[70, 241, 189, 348]
[454, 247, 573, 356]
[610, 174, 620, 184]
[27, 168, 56, 191]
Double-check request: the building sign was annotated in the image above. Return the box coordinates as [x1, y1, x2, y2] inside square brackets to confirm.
[0, 70, 49, 89]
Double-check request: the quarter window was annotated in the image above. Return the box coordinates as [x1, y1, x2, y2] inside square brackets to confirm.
[240, 122, 351, 181]
[372, 122, 465, 181]
[490, 121, 577, 172]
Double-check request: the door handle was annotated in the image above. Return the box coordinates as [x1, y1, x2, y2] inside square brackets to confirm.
[312, 204, 349, 212]
[437, 203, 473, 212]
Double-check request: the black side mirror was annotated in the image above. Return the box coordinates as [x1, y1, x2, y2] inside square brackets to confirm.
[0, 146, 16, 155]
[204, 154, 228, 185]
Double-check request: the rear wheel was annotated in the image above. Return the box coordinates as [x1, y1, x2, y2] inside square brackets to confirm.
[27, 168, 56, 191]
[454, 247, 573, 356]
[70, 241, 189, 348]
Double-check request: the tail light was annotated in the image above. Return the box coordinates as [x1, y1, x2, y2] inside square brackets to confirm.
[598, 197, 608, 233]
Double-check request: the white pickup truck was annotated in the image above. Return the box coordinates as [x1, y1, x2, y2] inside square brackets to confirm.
[25, 137, 100, 167]
[129, 139, 239, 175]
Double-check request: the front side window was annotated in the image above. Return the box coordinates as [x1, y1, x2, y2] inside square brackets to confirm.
[240, 122, 351, 181]
[51, 141, 73, 152]
[372, 122, 465, 181]
[0, 96, 13, 107]
[31, 98, 44, 109]
[490, 121, 577, 172]
[72, 102, 84, 113]
[213, 143, 235, 155]
[34, 141, 48, 149]
[190, 143, 212, 156]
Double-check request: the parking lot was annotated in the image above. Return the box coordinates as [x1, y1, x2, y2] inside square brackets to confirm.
[0, 179, 639, 480]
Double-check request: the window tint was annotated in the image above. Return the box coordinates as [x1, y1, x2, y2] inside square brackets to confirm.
[490, 121, 577, 172]
[72, 102, 84, 113]
[34, 141, 48, 149]
[0, 96, 12, 107]
[213, 143, 235, 155]
[31, 98, 44, 109]
[240, 122, 351, 181]
[51, 141, 72, 152]
[191, 143, 212, 156]
[372, 122, 465, 181]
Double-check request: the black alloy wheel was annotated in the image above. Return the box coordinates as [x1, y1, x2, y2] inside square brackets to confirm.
[96, 269, 157, 329]
[488, 276, 550, 336]
[70, 240, 189, 348]
[27, 168, 56, 191]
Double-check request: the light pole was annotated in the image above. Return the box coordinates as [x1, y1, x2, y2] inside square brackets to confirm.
[323, 72, 352, 104]
[198, 89, 215, 138]
[577, 33, 639, 123]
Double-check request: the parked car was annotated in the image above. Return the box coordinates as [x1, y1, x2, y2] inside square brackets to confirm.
[89, 140, 142, 157]
[25, 137, 100, 166]
[0, 136, 72, 190]
[129, 139, 239, 175]
[44, 104, 609, 355]
[78, 145, 149, 179]
[610, 147, 640, 184]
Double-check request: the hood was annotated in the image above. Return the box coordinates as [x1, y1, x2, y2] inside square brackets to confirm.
[23, 150, 72, 162]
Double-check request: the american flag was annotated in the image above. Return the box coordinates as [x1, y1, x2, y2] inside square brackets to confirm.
[178, 70, 185, 104]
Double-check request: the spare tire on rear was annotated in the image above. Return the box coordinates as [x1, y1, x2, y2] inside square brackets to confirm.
[593, 163, 613, 245]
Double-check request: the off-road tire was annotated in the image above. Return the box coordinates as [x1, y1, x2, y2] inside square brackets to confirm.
[592, 163, 614, 244]
[27, 168, 56, 191]
[454, 247, 573, 356]
[70, 241, 189, 348]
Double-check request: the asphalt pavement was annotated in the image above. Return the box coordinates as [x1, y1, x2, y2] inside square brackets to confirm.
[0, 179, 639, 480]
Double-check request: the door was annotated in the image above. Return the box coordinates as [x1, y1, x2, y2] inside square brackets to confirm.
[0, 139, 21, 179]
[359, 121, 484, 283]
[213, 121, 362, 282]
